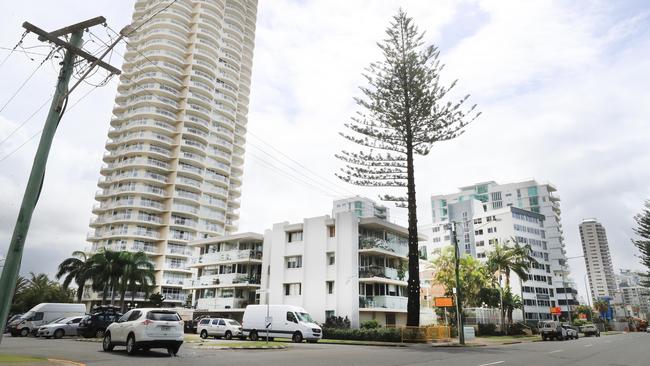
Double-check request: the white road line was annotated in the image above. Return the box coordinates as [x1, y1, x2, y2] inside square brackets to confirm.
[548, 349, 564, 354]
[585, 344, 593, 347]
[478, 361, 504, 366]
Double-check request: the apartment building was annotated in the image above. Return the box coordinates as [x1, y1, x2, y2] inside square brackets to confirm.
[85, 0, 258, 305]
[185, 233, 263, 318]
[424, 180, 578, 320]
[332, 196, 390, 220]
[261, 211, 425, 327]
[579, 219, 617, 300]
[615, 269, 649, 319]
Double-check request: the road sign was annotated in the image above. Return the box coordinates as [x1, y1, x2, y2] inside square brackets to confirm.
[435, 297, 454, 307]
[265, 316, 272, 328]
[550, 307, 562, 315]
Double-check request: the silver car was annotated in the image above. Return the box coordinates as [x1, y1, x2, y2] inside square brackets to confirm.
[37, 316, 83, 339]
[197, 318, 243, 340]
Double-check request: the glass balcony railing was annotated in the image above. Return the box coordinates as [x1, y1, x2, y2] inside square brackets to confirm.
[359, 295, 407, 310]
[192, 249, 263, 264]
[187, 273, 261, 287]
[358, 265, 407, 282]
[359, 236, 408, 257]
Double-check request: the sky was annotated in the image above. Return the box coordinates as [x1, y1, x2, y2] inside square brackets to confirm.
[1, 0, 650, 303]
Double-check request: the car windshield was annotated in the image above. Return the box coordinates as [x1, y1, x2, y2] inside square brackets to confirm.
[296, 312, 314, 323]
[21, 311, 35, 320]
[227, 320, 240, 326]
[147, 311, 181, 321]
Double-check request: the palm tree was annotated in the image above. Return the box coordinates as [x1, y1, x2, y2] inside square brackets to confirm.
[503, 289, 523, 324]
[56, 251, 91, 302]
[87, 249, 126, 305]
[117, 251, 156, 312]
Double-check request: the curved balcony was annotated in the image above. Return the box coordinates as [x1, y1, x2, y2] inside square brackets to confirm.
[171, 203, 200, 217]
[175, 176, 202, 190]
[109, 118, 176, 135]
[87, 228, 161, 241]
[201, 183, 228, 199]
[204, 171, 229, 187]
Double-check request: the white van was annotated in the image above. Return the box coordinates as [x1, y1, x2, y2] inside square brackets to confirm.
[241, 305, 322, 343]
[8, 303, 87, 337]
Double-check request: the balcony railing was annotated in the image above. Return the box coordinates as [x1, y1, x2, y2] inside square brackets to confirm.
[187, 273, 260, 287]
[195, 297, 247, 310]
[359, 265, 407, 282]
[359, 236, 408, 257]
[359, 295, 407, 310]
[191, 249, 263, 264]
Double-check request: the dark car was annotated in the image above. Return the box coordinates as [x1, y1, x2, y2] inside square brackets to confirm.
[4, 314, 23, 334]
[77, 305, 121, 338]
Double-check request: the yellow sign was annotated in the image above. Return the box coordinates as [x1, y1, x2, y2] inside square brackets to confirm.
[434, 297, 454, 307]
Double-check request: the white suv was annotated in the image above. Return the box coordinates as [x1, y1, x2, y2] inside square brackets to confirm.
[102, 308, 184, 356]
[197, 318, 243, 340]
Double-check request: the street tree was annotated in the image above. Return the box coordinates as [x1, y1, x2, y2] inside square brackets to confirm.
[336, 9, 479, 326]
[56, 251, 91, 303]
[632, 200, 650, 287]
[432, 247, 492, 307]
[117, 251, 156, 312]
[87, 249, 126, 305]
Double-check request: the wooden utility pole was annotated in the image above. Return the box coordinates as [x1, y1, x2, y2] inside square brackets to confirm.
[0, 17, 122, 345]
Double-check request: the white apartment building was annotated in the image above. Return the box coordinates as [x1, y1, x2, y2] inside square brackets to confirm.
[85, 0, 258, 305]
[424, 180, 578, 320]
[615, 269, 649, 320]
[332, 196, 390, 220]
[579, 219, 617, 300]
[260, 211, 419, 328]
[185, 233, 263, 318]
[426, 199, 556, 322]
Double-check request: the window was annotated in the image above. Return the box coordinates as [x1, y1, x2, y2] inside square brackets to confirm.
[432, 226, 441, 233]
[386, 313, 396, 326]
[284, 283, 302, 296]
[212, 319, 220, 325]
[219, 319, 226, 325]
[327, 252, 335, 265]
[286, 312, 298, 323]
[328, 226, 336, 237]
[286, 256, 303, 269]
[473, 218, 482, 225]
[491, 192, 502, 201]
[474, 229, 483, 235]
[325, 310, 335, 319]
[127, 310, 141, 321]
[476, 240, 485, 247]
[287, 231, 303, 242]
[147, 311, 180, 321]
[487, 227, 497, 233]
[32, 312, 44, 321]
[477, 252, 486, 258]
[327, 281, 334, 294]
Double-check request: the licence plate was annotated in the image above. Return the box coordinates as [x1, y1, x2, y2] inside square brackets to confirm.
[160, 326, 171, 331]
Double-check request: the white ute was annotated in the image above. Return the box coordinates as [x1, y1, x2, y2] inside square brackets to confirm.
[102, 308, 184, 356]
[242, 305, 322, 343]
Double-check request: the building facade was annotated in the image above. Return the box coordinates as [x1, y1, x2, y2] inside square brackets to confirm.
[332, 196, 390, 220]
[615, 269, 650, 320]
[424, 180, 578, 321]
[186, 233, 263, 318]
[85, 0, 258, 305]
[579, 219, 617, 300]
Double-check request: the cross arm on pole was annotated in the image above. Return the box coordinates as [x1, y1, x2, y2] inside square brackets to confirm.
[38, 16, 106, 40]
[22, 21, 121, 75]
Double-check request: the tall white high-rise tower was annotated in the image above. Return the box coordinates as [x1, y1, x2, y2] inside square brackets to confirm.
[86, 0, 258, 305]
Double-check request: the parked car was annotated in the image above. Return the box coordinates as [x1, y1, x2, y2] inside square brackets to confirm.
[8, 303, 86, 337]
[4, 314, 22, 334]
[78, 305, 122, 338]
[540, 320, 568, 341]
[242, 304, 322, 343]
[197, 318, 243, 340]
[580, 323, 601, 337]
[37, 316, 83, 339]
[561, 324, 579, 339]
[102, 308, 184, 356]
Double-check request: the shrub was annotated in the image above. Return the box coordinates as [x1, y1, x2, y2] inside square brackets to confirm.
[478, 323, 497, 336]
[324, 316, 351, 329]
[573, 319, 588, 327]
[360, 320, 380, 329]
[322, 327, 401, 342]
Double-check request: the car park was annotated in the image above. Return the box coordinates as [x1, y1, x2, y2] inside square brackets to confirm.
[540, 320, 568, 341]
[197, 318, 244, 340]
[37, 316, 83, 339]
[561, 324, 579, 339]
[102, 308, 184, 356]
[580, 323, 601, 337]
[78, 305, 122, 338]
[8, 303, 86, 337]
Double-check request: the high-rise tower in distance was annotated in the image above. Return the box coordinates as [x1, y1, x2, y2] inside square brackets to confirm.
[86, 0, 258, 306]
[579, 219, 617, 300]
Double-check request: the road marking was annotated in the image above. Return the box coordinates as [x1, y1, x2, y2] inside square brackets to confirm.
[548, 349, 564, 354]
[585, 344, 593, 347]
[478, 362, 504, 366]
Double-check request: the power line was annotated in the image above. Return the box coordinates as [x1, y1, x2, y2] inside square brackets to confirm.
[0, 46, 58, 114]
[0, 31, 28, 70]
[0, 96, 52, 148]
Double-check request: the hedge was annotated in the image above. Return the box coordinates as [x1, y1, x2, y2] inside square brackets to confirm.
[322, 327, 401, 342]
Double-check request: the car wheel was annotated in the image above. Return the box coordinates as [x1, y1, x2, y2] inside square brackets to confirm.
[239, 336, 246, 340]
[307, 339, 318, 343]
[95, 329, 105, 338]
[200, 330, 208, 339]
[250, 330, 259, 341]
[126, 335, 137, 355]
[102, 333, 114, 352]
[224, 331, 232, 340]
[292, 332, 303, 343]
[45, 336, 51, 339]
[20, 328, 30, 337]
[54, 329, 64, 339]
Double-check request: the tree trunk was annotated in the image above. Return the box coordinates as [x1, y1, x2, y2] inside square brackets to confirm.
[76, 280, 84, 303]
[110, 283, 117, 305]
[405, 124, 420, 327]
[119, 284, 127, 313]
[102, 283, 108, 305]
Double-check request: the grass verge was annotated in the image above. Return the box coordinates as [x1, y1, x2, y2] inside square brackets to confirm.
[0, 354, 47, 363]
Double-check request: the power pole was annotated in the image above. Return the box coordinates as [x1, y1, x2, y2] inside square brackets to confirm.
[451, 222, 465, 345]
[0, 17, 121, 345]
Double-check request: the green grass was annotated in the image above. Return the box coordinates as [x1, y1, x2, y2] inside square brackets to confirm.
[0, 354, 46, 363]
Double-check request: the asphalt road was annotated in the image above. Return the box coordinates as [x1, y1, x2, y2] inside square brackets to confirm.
[0, 332, 648, 366]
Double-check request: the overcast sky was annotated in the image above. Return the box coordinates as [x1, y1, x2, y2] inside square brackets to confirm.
[1, 0, 649, 302]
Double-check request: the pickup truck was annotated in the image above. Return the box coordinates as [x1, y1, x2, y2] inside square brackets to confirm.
[540, 320, 567, 341]
[580, 323, 600, 337]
